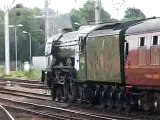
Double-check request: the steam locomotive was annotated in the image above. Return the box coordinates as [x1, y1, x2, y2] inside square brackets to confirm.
[42, 18, 160, 112]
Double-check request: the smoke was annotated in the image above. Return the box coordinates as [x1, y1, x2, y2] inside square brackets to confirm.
[48, 14, 72, 36]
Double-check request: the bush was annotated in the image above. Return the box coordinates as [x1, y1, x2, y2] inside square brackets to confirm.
[24, 68, 41, 80]
[0, 68, 41, 80]
[0, 67, 4, 77]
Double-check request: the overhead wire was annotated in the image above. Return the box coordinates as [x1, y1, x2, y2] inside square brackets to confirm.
[53, 2, 62, 15]
[74, 0, 81, 11]
[0, 0, 17, 29]
[0, 8, 3, 11]
[112, 0, 126, 10]
[4, 0, 16, 15]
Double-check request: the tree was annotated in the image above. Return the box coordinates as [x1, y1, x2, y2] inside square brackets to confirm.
[70, 9, 85, 30]
[0, 6, 46, 63]
[9, 7, 35, 62]
[0, 10, 5, 61]
[123, 7, 146, 21]
[69, 0, 111, 30]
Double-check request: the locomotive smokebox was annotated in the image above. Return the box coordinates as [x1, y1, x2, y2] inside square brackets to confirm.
[51, 31, 79, 60]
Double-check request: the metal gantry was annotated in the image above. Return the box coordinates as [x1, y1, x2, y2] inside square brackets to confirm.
[23, 31, 32, 65]
[8, 24, 23, 71]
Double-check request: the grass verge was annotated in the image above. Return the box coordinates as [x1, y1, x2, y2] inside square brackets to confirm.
[0, 68, 41, 80]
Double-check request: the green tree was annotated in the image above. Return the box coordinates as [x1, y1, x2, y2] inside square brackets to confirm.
[0, 6, 46, 68]
[123, 7, 146, 21]
[8, 6, 45, 62]
[69, 0, 111, 30]
[9, 7, 32, 62]
[32, 7, 42, 16]
[0, 10, 5, 61]
[70, 9, 85, 30]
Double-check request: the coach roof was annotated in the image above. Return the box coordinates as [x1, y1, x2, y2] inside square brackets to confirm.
[88, 20, 139, 37]
[126, 18, 160, 35]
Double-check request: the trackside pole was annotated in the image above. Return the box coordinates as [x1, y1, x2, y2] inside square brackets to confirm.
[4, 6, 10, 75]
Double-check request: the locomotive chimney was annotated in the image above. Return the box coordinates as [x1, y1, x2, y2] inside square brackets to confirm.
[59, 28, 73, 34]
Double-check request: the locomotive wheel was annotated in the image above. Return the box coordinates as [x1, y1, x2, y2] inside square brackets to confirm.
[76, 84, 85, 104]
[68, 82, 77, 103]
[77, 84, 83, 100]
[102, 86, 110, 108]
[107, 86, 116, 110]
[56, 85, 64, 102]
[107, 92, 115, 110]
[100, 86, 107, 108]
[124, 93, 133, 112]
[51, 87, 56, 100]
[152, 93, 160, 112]
[95, 85, 104, 105]
[115, 92, 124, 112]
[139, 92, 151, 111]
[63, 82, 69, 102]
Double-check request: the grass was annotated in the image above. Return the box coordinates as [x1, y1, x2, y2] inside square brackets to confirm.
[0, 67, 4, 77]
[23, 68, 41, 80]
[0, 68, 41, 80]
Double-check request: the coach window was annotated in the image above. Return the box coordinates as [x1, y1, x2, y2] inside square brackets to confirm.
[138, 37, 146, 65]
[152, 36, 158, 45]
[139, 37, 145, 47]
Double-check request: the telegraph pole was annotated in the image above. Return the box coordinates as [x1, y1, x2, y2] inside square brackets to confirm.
[28, 33, 32, 64]
[14, 27, 17, 71]
[44, 0, 49, 42]
[95, 0, 101, 24]
[4, 6, 10, 75]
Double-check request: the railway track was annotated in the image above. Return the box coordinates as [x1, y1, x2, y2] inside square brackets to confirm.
[0, 81, 46, 89]
[0, 87, 68, 109]
[0, 91, 158, 120]
[0, 78, 40, 84]
[0, 87, 121, 119]
[0, 87, 50, 100]
[0, 81, 131, 120]
[0, 78, 159, 120]
[0, 105, 15, 120]
[0, 97, 130, 120]
[0, 78, 46, 90]
[0, 87, 151, 120]
[0, 105, 51, 120]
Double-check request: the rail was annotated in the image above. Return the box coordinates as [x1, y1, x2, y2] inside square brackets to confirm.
[0, 97, 129, 120]
[0, 105, 15, 120]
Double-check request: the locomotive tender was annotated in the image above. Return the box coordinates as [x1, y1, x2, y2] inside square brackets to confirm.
[43, 18, 160, 112]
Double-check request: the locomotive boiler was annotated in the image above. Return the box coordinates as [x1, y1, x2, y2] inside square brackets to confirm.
[42, 18, 160, 112]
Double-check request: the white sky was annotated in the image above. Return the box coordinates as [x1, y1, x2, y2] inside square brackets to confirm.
[1, 0, 160, 20]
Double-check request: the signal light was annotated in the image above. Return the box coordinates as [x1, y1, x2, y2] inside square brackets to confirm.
[16, 11, 21, 16]
[15, 4, 23, 16]
[16, 4, 23, 8]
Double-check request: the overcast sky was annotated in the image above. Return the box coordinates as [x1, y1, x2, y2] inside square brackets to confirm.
[1, 0, 160, 20]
